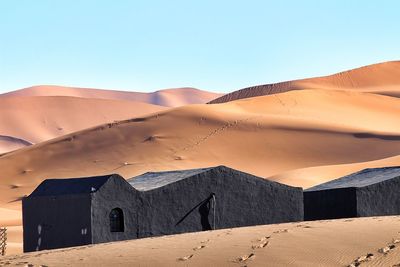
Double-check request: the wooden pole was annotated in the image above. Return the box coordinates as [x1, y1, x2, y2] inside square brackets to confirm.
[0, 227, 6, 256]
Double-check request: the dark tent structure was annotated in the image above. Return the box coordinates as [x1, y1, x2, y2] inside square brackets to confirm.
[304, 166, 400, 221]
[23, 166, 303, 252]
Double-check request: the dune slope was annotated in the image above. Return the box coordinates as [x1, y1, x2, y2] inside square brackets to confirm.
[210, 60, 400, 103]
[1, 85, 223, 107]
[0, 96, 167, 153]
[1, 89, 400, 209]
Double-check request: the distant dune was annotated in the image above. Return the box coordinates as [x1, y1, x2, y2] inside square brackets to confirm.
[0, 96, 166, 153]
[2, 85, 223, 107]
[210, 61, 400, 103]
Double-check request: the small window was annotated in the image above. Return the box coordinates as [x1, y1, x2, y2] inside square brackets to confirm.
[109, 208, 124, 232]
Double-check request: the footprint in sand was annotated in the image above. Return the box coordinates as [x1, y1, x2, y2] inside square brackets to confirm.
[378, 238, 400, 254]
[193, 245, 206, 251]
[252, 240, 269, 249]
[252, 236, 270, 249]
[273, 229, 288, 234]
[236, 253, 255, 263]
[178, 254, 194, 261]
[348, 253, 374, 267]
[379, 244, 396, 254]
[296, 224, 312, 228]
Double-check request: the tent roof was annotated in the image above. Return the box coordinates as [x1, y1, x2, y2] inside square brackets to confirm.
[128, 167, 214, 191]
[29, 175, 113, 197]
[306, 166, 400, 191]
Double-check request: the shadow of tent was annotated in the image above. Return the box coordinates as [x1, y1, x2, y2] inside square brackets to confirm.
[175, 193, 215, 230]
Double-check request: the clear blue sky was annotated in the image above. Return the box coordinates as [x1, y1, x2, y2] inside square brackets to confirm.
[0, 0, 399, 93]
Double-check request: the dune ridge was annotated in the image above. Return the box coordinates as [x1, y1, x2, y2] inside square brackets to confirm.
[210, 60, 400, 103]
[1, 85, 223, 107]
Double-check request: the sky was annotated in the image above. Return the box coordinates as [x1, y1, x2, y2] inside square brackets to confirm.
[0, 0, 399, 94]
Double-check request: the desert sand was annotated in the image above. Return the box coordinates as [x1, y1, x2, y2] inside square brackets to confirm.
[1, 85, 223, 107]
[2, 216, 400, 266]
[211, 60, 400, 103]
[0, 96, 167, 153]
[1, 88, 399, 254]
[1, 62, 400, 257]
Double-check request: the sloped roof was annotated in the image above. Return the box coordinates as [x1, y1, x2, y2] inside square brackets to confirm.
[128, 167, 215, 191]
[29, 175, 113, 197]
[306, 166, 400, 191]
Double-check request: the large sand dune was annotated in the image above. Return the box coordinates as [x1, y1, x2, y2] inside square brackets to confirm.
[1, 85, 223, 107]
[2, 216, 400, 266]
[210, 60, 400, 103]
[1, 89, 399, 212]
[0, 96, 167, 153]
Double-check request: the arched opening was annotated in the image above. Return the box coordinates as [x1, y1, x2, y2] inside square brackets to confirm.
[109, 208, 124, 232]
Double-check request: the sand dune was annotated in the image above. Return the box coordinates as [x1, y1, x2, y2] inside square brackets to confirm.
[0, 88, 399, 255]
[210, 60, 400, 103]
[2, 216, 400, 266]
[0, 96, 167, 153]
[0, 89, 399, 210]
[1, 85, 223, 107]
[272, 155, 400, 189]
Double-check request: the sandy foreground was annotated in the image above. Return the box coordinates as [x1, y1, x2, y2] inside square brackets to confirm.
[0, 216, 399, 266]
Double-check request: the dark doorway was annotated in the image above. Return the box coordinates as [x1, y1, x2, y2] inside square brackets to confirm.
[109, 208, 124, 232]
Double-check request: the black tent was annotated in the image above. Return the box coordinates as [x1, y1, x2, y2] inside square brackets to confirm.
[23, 166, 303, 252]
[304, 166, 400, 220]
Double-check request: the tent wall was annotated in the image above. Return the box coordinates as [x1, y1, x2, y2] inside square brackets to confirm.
[22, 194, 92, 252]
[357, 178, 400, 217]
[91, 176, 140, 244]
[304, 187, 357, 220]
[138, 167, 303, 238]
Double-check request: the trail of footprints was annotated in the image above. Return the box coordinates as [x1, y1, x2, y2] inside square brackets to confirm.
[235, 228, 290, 265]
[177, 227, 292, 264]
[177, 238, 210, 262]
[348, 238, 400, 267]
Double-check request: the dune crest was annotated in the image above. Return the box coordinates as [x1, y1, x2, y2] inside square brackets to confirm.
[0, 135, 32, 154]
[1, 85, 223, 107]
[210, 60, 400, 103]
